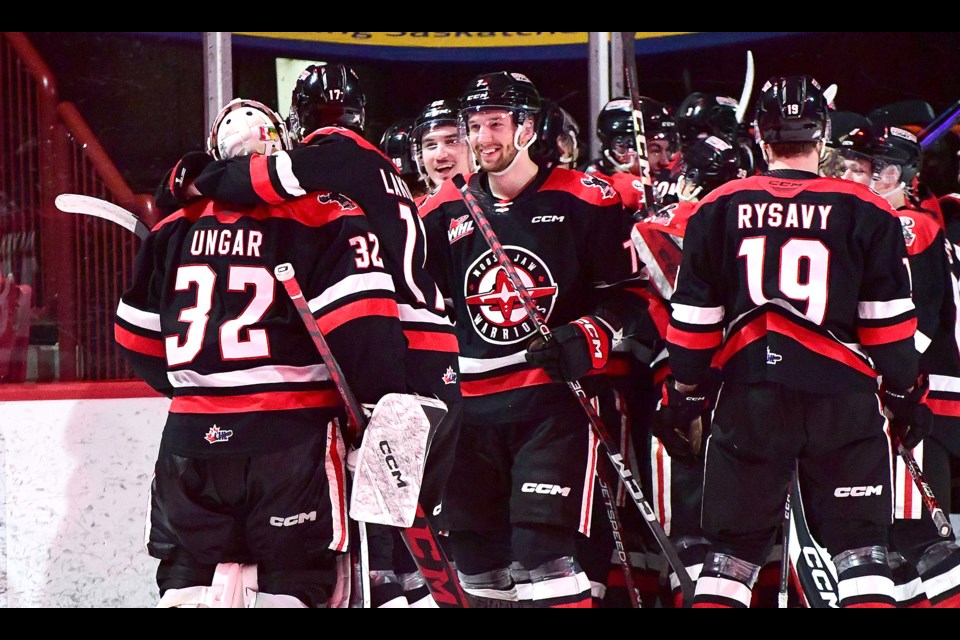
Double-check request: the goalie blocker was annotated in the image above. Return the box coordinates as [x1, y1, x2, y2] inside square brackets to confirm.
[350, 393, 448, 529]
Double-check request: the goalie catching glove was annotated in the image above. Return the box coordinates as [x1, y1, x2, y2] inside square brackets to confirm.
[652, 376, 712, 465]
[881, 373, 934, 450]
[525, 315, 618, 383]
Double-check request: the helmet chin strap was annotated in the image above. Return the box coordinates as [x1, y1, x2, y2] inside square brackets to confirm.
[603, 148, 635, 174]
[491, 129, 538, 177]
[874, 181, 906, 201]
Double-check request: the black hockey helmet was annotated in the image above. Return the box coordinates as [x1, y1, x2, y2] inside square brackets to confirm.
[533, 99, 582, 167]
[458, 71, 541, 128]
[676, 92, 739, 147]
[411, 99, 460, 146]
[682, 135, 743, 194]
[753, 75, 830, 144]
[596, 97, 678, 149]
[835, 124, 878, 163]
[870, 125, 922, 185]
[379, 118, 418, 179]
[288, 63, 367, 141]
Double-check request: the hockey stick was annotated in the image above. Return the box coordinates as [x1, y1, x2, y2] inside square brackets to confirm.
[451, 173, 694, 604]
[735, 50, 755, 125]
[787, 477, 840, 608]
[273, 263, 470, 608]
[619, 32, 656, 212]
[896, 440, 953, 538]
[919, 99, 960, 150]
[54, 193, 150, 240]
[598, 464, 642, 608]
[778, 472, 794, 609]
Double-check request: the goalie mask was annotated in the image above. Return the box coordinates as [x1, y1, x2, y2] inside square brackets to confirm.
[206, 98, 290, 160]
[288, 63, 366, 142]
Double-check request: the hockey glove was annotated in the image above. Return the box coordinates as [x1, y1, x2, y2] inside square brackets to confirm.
[525, 315, 613, 383]
[168, 151, 214, 204]
[652, 376, 712, 465]
[882, 373, 934, 450]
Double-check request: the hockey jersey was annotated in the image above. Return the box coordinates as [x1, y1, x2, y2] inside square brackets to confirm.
[192, 127, 461, 408]
[418, 166, 650, 423]
[668, 169, 919, 394]
[115, 195, 408, 458]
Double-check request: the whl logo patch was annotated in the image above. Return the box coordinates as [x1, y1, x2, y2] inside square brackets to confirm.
[448, 216, 475, 244]
[204, 425, 233, 444]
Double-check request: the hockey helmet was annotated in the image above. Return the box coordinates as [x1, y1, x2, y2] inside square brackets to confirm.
[288, 63, 367, 141]
[379, 118, 418, 180]
[533, 99, 581, 167]
[206, 98, 290, 160]
[676, 92, 739, 147]
[753, 75, 830, 145]
[870, 125, 922, 185]
[682, 135, 743, 194]
[597, 97, 678, 151]
[458, 71, 541, 128]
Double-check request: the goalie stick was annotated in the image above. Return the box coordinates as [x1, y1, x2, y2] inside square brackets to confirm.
[54, 193, 150, 240]
[451, 173, 694, 605]
[273, 263, 470, 608]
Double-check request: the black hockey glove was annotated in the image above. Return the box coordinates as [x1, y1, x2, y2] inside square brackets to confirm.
[167, 151, 214, 204]
[525, 315, 613, 383]
[652, 376, 712, 465]
[882, 373, 934, 450]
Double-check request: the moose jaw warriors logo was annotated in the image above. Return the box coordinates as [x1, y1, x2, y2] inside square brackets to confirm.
[464, 246, 558, 345]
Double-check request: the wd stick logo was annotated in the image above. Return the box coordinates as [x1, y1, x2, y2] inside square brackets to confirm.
[581, 175, 617, 200]
[521, 483, 571, 497]
[464, 247, 557, 345]
[317, 192, 358, 211]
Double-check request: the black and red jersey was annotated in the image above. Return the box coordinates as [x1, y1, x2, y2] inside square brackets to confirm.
[667, 169, 919, 394]
[418, 165, 650, 423]
[115, 195, 408, 458]
[191, 127, 461, 407]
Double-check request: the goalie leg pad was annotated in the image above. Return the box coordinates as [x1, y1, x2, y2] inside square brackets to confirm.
[156, 562, 244, 608]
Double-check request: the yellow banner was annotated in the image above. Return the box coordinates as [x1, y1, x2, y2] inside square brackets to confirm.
[234, 32, 695, 49]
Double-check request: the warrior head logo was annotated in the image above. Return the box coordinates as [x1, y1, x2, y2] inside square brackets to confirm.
[581, 175, 617, 200]
[317, 192, 358, 210]
[899, 216, 916, 247]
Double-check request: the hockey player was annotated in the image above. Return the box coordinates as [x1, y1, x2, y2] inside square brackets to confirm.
[658, 75, 929, 608]
[409, 98, 475, 205]
[583, 97, 679, 216]
[116, 167, 412, 609]
[865, 126, 960, 608]
[417, 70, 651, 608]
[379, 118, 428, 200]
[164, 63, 463, 608]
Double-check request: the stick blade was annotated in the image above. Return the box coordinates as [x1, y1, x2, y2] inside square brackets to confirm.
[55, 193, 150, 240]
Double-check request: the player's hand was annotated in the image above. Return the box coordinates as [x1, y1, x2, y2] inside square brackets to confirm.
[525, 316, 612, 383]
[170, 151, 214, 202]
[652, 376, 712, 465]
[882, 373, 934, 450]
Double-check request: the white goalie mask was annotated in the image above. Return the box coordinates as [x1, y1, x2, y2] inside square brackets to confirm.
[206, 98, 291, 160]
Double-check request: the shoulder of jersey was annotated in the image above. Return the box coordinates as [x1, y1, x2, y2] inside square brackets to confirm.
[152, 198, 218, 233]
[540, 166, 622, 207]
[417, 175, 471, 217]
[307, 126, 394, 166]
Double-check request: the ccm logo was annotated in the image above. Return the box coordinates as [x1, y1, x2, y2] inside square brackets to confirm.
[531, 215, 565, 223]
[800, 546, 839, 608]
[270, 511, 317, 527]
[575, 318, 604, 359]
[834, 486, 883, 498]
[521, 483, 571, 497]
[380, 440, 409, 489]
